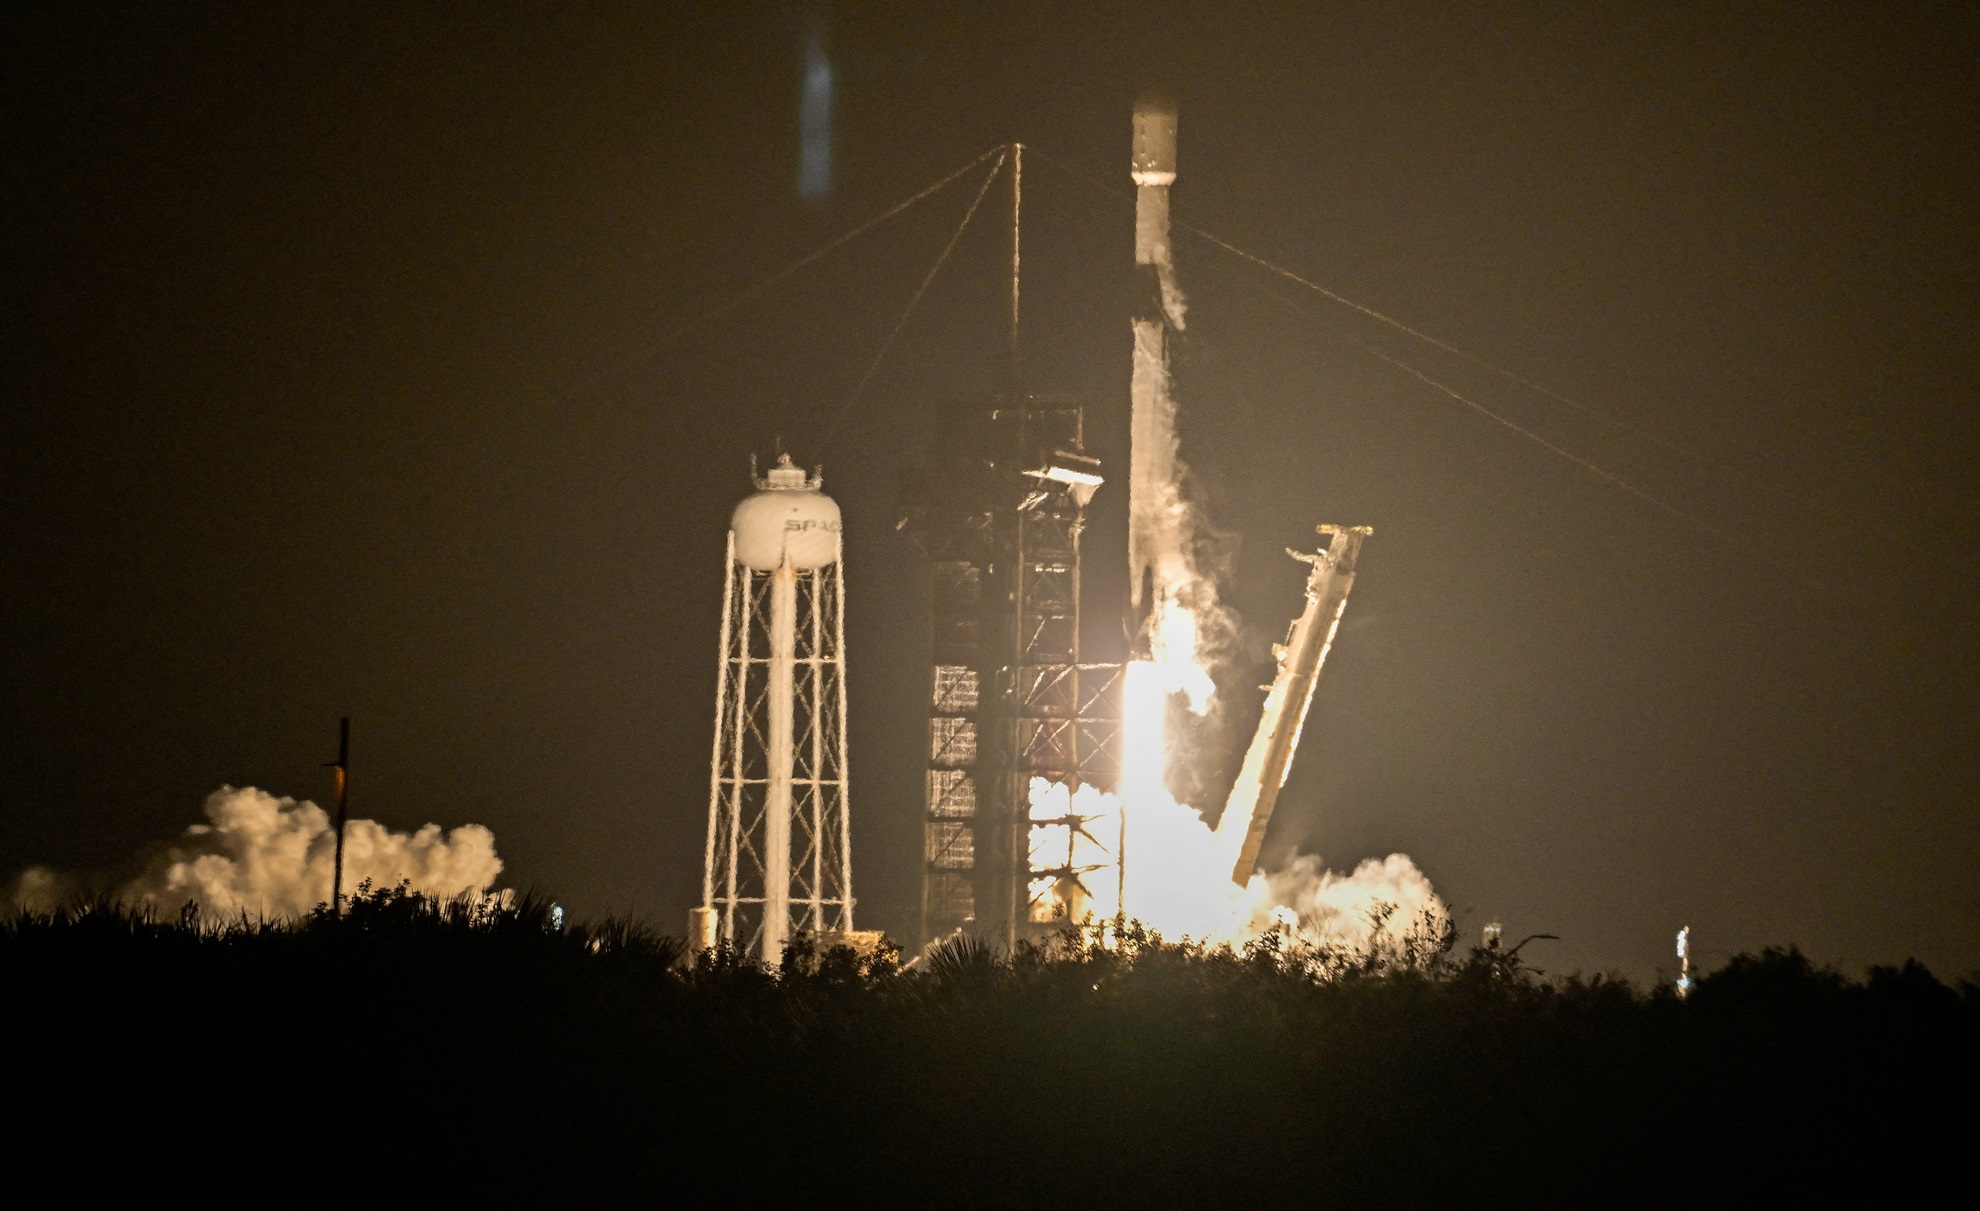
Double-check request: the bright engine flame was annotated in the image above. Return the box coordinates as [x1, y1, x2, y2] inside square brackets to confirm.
[1024, 635, 1253, 940]
[1026, 777, 1120, 926]
[1148, 594, 1216, 715]
[1021, 587, 1448, 953]
[1116, 657, 1252, 939]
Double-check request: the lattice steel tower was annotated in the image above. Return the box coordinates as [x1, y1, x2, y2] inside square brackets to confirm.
[698, 455, 853, 966]
[903, 395, 1121, 947]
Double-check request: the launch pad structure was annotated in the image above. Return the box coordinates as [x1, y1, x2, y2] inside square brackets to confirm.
[902, 392, 1122, 947]
[900, 93, 1370, 947]
[692, 94, 1375, 955]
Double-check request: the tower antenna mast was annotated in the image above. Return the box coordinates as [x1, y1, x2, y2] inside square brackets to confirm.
[1011, 142, 1023, 371]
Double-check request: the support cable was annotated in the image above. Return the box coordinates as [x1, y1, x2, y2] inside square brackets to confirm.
[1027, 145, 1829, 588]
[1252, 279, 1827, 588]
[538, 145, 1008, 409]
[1342, 325, 1742, 543]
[1025, 146, 1721, 470]
[816, 148, 1011, 448]
[667, 145, 1004, 346]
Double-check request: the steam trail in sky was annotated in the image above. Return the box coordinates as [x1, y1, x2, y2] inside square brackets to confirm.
[7, 785, 503, 918]
[797, 13, 833, 201]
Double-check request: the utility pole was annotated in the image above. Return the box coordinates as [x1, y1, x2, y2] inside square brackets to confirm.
[327, 717, 350, 914]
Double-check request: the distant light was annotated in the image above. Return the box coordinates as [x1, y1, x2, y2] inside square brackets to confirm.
[798, 21, 833, 201]
[1482, 920, 1503, 950]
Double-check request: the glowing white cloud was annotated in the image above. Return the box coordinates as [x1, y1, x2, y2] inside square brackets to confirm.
[8, 785, 502, 919]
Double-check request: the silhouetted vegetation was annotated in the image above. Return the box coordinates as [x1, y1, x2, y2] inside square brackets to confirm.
[6, 886, 1971, 1202]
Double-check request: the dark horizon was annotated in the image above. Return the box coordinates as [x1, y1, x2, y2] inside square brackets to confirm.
[6, 3, 1975, 982]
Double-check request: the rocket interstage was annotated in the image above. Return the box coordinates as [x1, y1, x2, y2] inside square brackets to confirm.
[1131, 92, 1178, 270]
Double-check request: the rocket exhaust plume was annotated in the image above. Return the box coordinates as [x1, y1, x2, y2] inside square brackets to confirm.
[1126, 91, 1229, 714]
[6, 786, 503, 919]
[1101, 94, 1447, 951]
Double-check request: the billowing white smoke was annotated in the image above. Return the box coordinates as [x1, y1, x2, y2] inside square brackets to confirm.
[7, 785, 503, 919]
[1116, 779, 1448, 952]
[1252, 853, 1447, 953]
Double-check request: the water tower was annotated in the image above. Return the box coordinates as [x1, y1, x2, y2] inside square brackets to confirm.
[695, 454, 854, 965]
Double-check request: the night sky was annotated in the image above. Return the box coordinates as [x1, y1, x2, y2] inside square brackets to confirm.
[8, 3, 1975, 981]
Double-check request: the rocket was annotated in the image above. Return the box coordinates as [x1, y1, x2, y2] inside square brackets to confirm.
[1131, 91, 1180, 310]
[1127, 91, 1184, 659]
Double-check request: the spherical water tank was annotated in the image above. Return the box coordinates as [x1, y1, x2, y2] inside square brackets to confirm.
[731, 454, 842, 570]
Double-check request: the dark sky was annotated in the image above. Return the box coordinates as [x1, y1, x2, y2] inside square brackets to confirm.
[7, 3, 1975, 980]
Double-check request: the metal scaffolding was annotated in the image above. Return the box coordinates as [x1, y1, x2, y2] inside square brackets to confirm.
[905, 391, 1121, 947]
[704, 525, 854, 964]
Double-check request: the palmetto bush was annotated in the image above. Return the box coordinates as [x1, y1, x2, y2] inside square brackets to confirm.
[4, 885, 1971, 1203]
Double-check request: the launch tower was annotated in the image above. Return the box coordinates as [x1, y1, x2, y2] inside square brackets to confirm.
[903, 395, 1121, 947]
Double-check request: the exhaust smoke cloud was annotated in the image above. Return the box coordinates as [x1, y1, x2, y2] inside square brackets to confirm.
[7, 785, 503, 919]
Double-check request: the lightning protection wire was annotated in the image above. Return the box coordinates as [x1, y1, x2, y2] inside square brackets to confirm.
[1178, 224, 1727, 472]
[1249, 276, 1830, 592]
[814, 148, 1011, 451]
[1028, 145, 1826, 591]
[1024, 146, 1723, 472]
[536, 145, 1009, 411]
[661, 145, 1006, 350]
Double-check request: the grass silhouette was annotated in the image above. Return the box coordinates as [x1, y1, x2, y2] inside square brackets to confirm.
[6, 884, 1970, 1202]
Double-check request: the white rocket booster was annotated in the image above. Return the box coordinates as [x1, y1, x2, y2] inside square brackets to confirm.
[1129, 92, 1186, 633]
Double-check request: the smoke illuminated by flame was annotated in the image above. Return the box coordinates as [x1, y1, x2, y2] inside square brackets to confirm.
[1147, 600, 1217, 715]
[1115, 656, 1250, 939]
[1026, 601, 1448, 949]
[1026, 777, 1121, 926]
